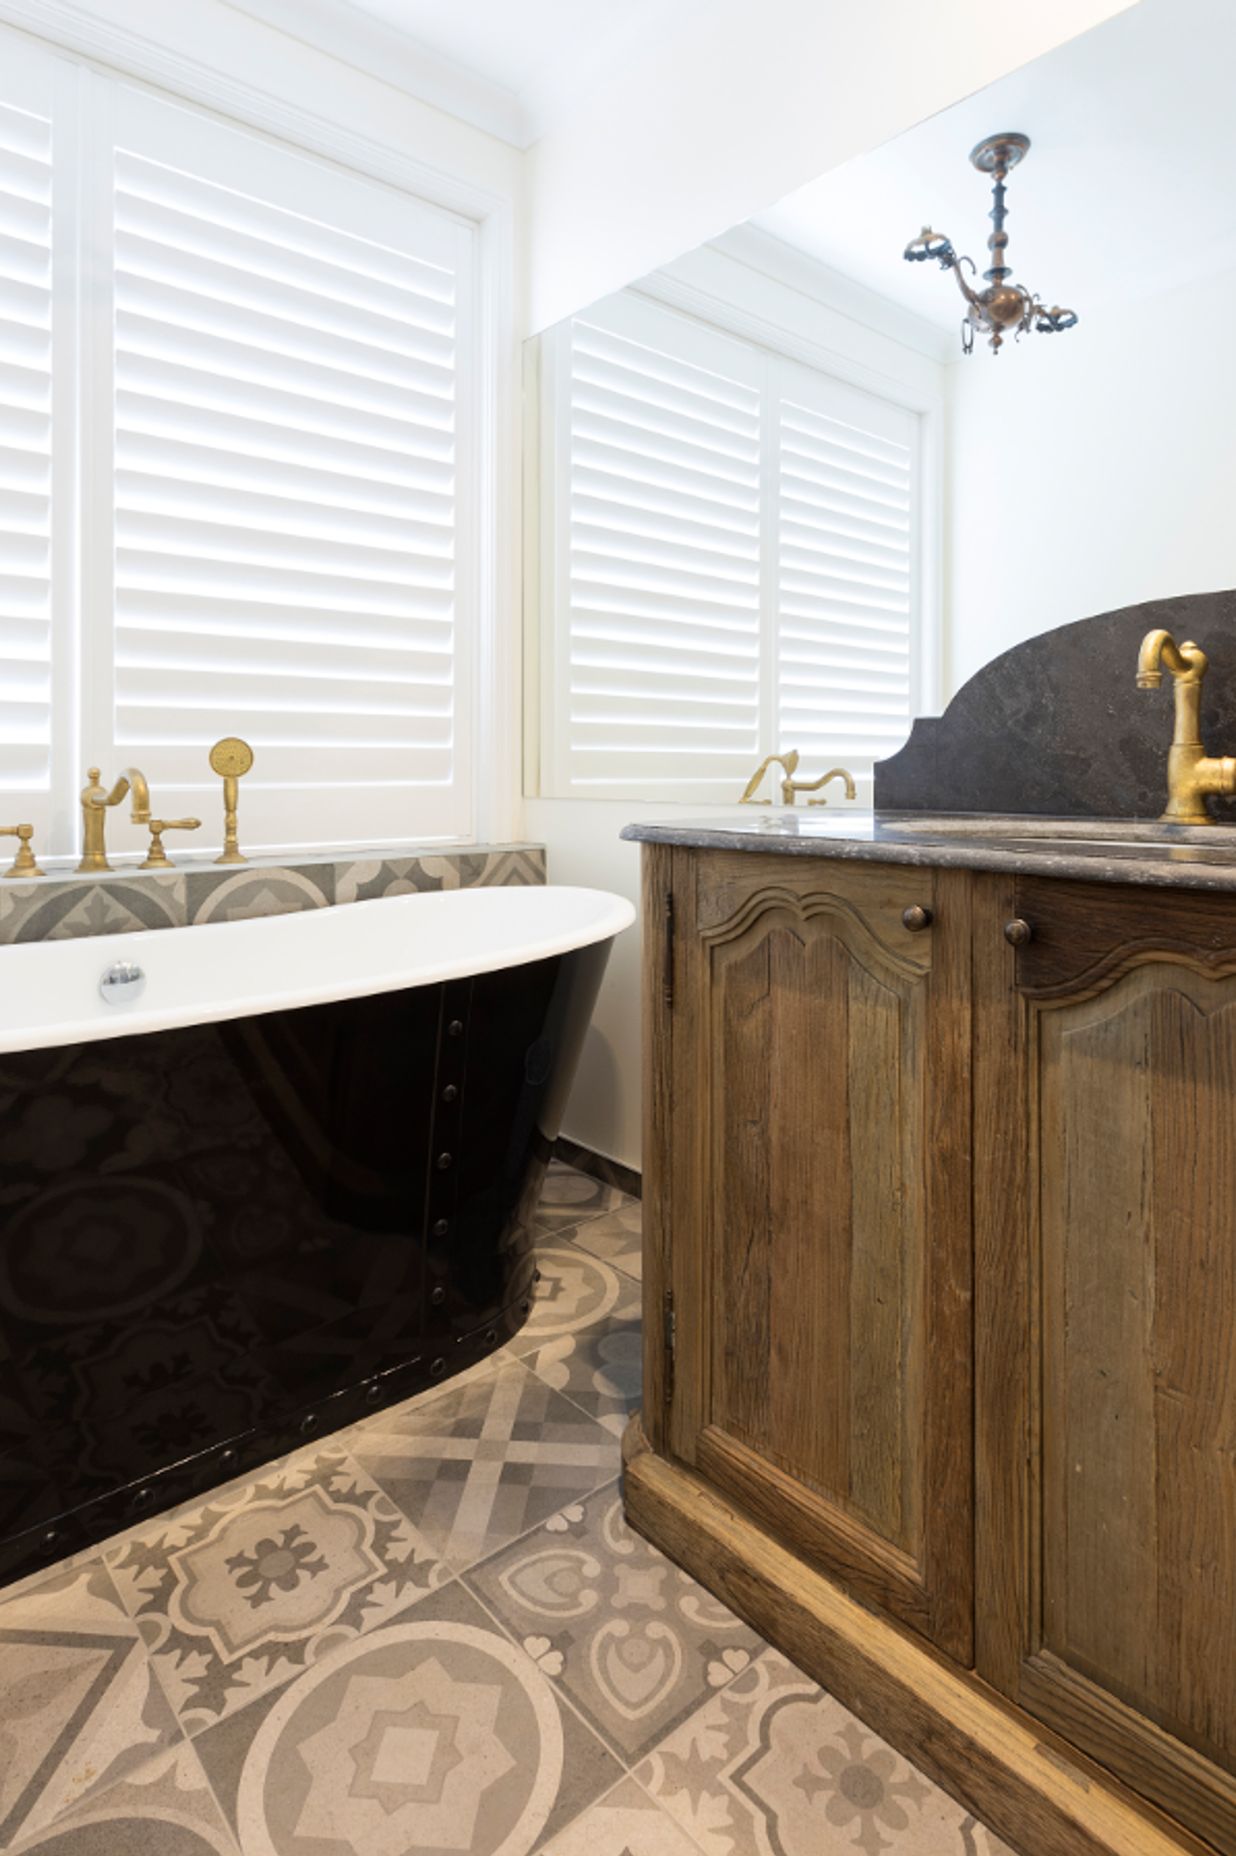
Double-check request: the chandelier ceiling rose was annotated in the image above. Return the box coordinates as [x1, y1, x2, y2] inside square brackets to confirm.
[904, 130, 1077, 355]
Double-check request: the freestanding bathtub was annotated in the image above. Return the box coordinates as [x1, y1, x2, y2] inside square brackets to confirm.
[0, 884, 634, 1584]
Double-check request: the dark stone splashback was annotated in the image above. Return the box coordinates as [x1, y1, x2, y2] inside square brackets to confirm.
[874, 590, 1236, 819]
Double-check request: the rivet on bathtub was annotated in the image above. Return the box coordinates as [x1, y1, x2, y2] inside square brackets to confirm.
[485, 1329, 497, 1344]
[448, 1019, 464, 1037]
[131, 1487, 153, 1512]
[364, 1380, 383, 1405]
[431, 1286, 446, 1305]
[218, 1448, 237, 1472]
[442, 1084, 459, 1103]
[41, 1527, 59, 1550]
[433, 1219, 449, 1238]
[436, 1152, 453, 1170]
[299, 1414, 318, 1436]
[430, 1357, 446, 1377]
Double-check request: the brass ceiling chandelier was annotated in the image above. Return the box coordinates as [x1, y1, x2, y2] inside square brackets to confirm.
[904, 133, 1077, 354]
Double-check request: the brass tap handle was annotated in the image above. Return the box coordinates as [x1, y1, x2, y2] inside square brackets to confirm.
[209, 737, 254, 864]
[141, 817, 202, 870]
[0, 823, 44, 879]
[739, 751, 799, 805]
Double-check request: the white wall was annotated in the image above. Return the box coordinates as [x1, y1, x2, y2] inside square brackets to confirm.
[525, 0, 1137, 333]
[944, 264, 1236, 695]
[527, 237, 947, 1169]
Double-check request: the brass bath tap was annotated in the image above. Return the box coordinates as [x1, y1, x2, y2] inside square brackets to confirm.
[77, 766, 152, 872]
[1136, 630, 1236, 825]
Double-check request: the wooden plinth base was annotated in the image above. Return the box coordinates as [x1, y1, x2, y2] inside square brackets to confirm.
[622, 1418, 1209, 1856]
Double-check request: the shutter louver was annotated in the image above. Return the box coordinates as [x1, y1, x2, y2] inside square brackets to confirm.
[776, 392, 915, 764]
[562, 305, 763, 792]
[0, 99, 53, 796]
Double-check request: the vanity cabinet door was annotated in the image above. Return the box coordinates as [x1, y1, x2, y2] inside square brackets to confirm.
[974, 873, 1236, 1853]
[647, 847, 973, 1660]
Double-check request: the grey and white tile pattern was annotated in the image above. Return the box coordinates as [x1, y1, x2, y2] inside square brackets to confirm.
[0, 1163, 1019, 1856]
[469, 1480, 763, 1763]
[0, 843, 545, 944]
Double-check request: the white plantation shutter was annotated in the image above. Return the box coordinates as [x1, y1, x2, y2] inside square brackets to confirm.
[775, 365, 916, 764]
[541, 292, 925, 802]
[0, 31, 481, 858]
[85, 87, 475, 852]
[0, 70, 54, 817]
[548, 295, 765, 796]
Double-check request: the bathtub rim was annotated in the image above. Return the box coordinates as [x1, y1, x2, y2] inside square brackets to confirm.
[0, 883, 634, 1055]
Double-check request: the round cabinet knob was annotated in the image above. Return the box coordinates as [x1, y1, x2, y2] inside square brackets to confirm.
[1003, 918, 1034, 947]
[99, 959, 146, 1006]
[901, 904, 933, 933]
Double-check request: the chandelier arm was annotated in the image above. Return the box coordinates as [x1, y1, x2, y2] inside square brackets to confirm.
[946, 255, 983, 316]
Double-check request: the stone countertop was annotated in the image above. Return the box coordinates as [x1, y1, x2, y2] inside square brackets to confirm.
[620, 810, 1236, 894]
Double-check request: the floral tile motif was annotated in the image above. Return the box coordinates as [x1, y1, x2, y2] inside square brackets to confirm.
[7, 1740, 240, 1855]
[542, 1776, 705, 1856]
[469, 1481, 762, 1764]
[0, 873, 186, 945]
[185, 864, 335, 924]
[569, 1198, 644, 1282]
[521, 1267, 641, 1435]
[535, 1162, 633, 1236]
[352, 1356, 618, 1571]
[193, 1576, 621, 1856]
[516, 1246, 635, 1352]
[636, 1650, 1017, 1856]
[0, 1558, 183, 1849]
[105, 1447, 446, 1734]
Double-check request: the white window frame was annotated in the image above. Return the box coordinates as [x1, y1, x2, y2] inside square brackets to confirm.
[530, 280, 943, 807]
[0, 8, 517, 857]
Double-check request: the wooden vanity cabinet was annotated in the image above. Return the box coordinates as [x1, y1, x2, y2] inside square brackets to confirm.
[974, 872, 1236, 1854]
[635, 843, 1236, 1856]
[643, 845, 974, 1660]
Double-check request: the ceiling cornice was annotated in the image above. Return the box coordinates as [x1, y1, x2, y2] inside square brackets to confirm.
[221, 0, 534, 147]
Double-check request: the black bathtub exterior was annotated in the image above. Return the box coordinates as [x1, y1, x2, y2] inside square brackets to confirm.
[0, 937, 612, 1586]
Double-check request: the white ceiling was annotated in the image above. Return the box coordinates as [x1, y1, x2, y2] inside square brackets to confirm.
[224, 0, 695, 147]
[753, 0, 1236, 343]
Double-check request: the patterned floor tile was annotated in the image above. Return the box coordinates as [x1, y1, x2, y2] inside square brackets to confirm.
[635, 1649, 1017, 1856]
[105, 1446, 447, 1735]
[0, 1558, 183, 1848]
[522, 1265, 641, 1435]
[194, 1576, 622, 1856]
[7, 1740, 239, 1854]
[534, 1163, 632, 1237]
[516, 1246, 636, 1351]
[469, 1480, 762, 1764]
[569, 1198, 644, 1281]
[352, 1356, 619, 1571]
[541, 1776, 704, 1856]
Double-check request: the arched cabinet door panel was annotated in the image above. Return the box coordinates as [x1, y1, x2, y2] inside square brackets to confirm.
[975, 872, 1236, 1855]
[645, 846, 973, 1661]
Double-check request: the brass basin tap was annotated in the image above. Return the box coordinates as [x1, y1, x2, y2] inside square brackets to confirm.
[77, 766, 152, 872]
[1136, 630, 1236, 825]
[785, 766, 857, 806]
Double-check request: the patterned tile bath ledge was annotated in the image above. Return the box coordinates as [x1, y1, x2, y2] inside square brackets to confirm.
[0, 843, 545, 944]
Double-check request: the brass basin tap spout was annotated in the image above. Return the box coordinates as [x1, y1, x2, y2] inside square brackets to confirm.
[1136, 630, 1236, 825]
[77, 766, 152, 873]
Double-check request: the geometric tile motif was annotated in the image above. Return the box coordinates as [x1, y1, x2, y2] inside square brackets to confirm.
[469, 1481, 763, 1762]
[5, 1740, 240, 1855]
[635, 1650, 1019, 1856]
[541, 1776, 704, 1856]
[516, 1248, 632, 1347]
[568, 1198, 644, 1281]
[0, 1561, 181, 1849]
[534, 1164, 632, 1237]
[351, 1357, 619, 1572]
[106, 1449, 446, 1734]
[521, 1267, 642, 1435]
[193, 1579, 622, 1856]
